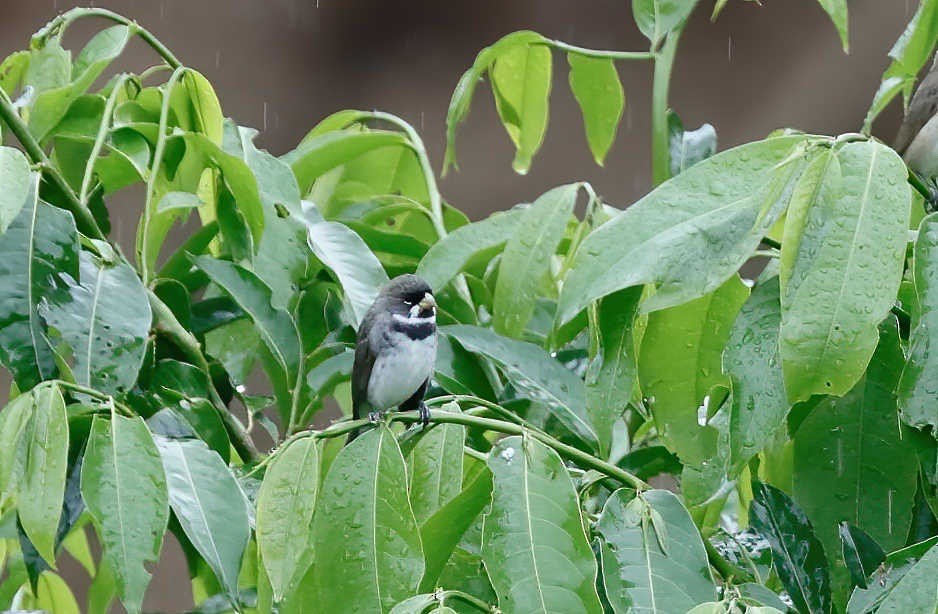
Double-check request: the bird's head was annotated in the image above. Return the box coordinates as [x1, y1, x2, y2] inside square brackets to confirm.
[382, 274, 436, 320]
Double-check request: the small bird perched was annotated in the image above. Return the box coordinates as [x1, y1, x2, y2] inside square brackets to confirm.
[896, 57, 938, 182]
[349, 274, 438, 440]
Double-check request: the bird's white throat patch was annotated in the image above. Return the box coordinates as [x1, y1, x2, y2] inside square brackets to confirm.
[394, 312, 435, 325]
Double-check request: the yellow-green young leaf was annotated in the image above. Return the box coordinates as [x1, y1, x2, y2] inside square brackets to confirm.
[35, 571, 80, 614]
[256, 437, 319, 603]
[897, 212, 938, 432]
[60, 525, 95, 577]
[482, 435, 602, 613]
[156, 437, 251, 604]
[491, 42, 552, 174]
[567, 53, 624, 165]
[0, 392, 33, 505]
[81, 415, 169, 614]
[309, 425, 423, 612]
[817, 0, 849, 52]
[557, 135, 808, 325]
[0, 50, 30, 96]
[632, 0, 698, 47]
[598, 489, 717, 613]
[638, 276, 749, 463]
[443, 31, 548, 173]
[417, 205, 528, 291]
[170, 70, 224, 144]
[493, 183, 578, 337]
[794, 318, 918, 599]
[20, 383, 68, 567]
[780, 141, 910, 402]
[0, 147, 33, 234]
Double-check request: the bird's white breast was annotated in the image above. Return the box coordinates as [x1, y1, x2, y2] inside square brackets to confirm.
[367, 328, 437, 410]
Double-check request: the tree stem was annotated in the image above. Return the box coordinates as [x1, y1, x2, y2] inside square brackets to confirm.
[651, 29, 682, 187]
[0, 89, 104, 239]
[546, 40, 655, 62]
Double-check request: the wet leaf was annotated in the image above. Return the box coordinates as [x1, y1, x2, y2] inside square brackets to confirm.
[632, 0, 698, 47]
[839, 523, 885, 590]
[483, 435, 602, 613]
[568, 54, 624, 165]
[0, 146, 33, 234]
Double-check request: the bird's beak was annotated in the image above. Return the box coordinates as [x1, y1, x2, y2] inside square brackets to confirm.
[419, 293, 436, 312]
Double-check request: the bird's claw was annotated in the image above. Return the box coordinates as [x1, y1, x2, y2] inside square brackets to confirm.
[367, 410, 382, 423]
[418, 403, 431, 427]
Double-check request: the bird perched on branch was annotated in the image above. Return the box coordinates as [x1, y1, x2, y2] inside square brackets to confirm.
[895, 56, 938, 203]
[349, 274, 437, 441]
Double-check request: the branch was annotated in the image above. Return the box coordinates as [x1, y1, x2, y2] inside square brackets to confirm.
[147, 289, 260, 461]
[0, 89, 105, 239]
[545, 40, 655, 61]
[298, 409, 649, 490]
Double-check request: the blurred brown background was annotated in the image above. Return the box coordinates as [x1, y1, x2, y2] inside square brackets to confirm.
[0, 0, 915, 611]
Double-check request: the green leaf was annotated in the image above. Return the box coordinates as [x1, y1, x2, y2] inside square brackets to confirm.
[19, 383, 68, 566]
[668, 112, 717, 176]
[750, 481, 831, 614]
[898, 212, 938, 432]
[793, 317, 918, 595]
[282, 130, 410, 195]
[780, 141, 910, 402]
[81, 414, 169, 614]
[29, 26, 132, 141]
[309, 424, 423, 612]
[847, 536, 938, 613]
[723, 276, 788, 474]
[305, 219, 389, 327]
[483, 435, 602, 613]
[839, 523, 885, 590]
[256, 437, 319, 603]
[567, 54, 624, 165]
[638, 275, 748, 463]
[0, 185, 78, 389]
[816, 0, 849, 51]
[417, 205, 527, 291]
[557, 135, 807, 324]
[490, 41, 552, 174]
[191, 255, 302, 421]
[632, 0, 698, 47]
[874, 542, 938, 613]
[443, 325, 599, 450]
[418, 464, 493, 593]
[597, 489, 717, 613]
[0, 393, 33, 505]
[443, 31, 547, 173]
[493, 183, 578, 337]
[35, 570, 80, 614]
[0, 50, 29, 96]
[0, 146, 33, 234]
[407, 419, 465, 524]
[586, 287, 642, 457]
[155, 437, 250, 604]
[39, 252, 151, 395]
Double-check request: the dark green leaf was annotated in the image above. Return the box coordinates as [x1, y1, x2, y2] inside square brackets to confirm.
[483, 435, 602, 612]
[724, 276, 788, 474]
[81, 414, 168, 614]
[839, 523, 885, 590]
[597, 489, 717, 613]
[898, 212, 938, 432]
[156, 437, 250, 604]
[40, 252, 150, 395]
[493, 183, 577, 337]
[309, 424, 423, 612]
[256, 437, 319, 603]
[750, 481, 831, 614]
[586, 287, 641, 457]
[558, 135, 807, 323]
[443, 324, 598, 450]
[567, 53, 624, 165]
[780, 139, 910, 402]
[0, 187, 78, 389]
[19, 383, 69, 566]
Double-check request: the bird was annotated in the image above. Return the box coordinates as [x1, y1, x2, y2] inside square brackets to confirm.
[895, 57, 938, 183]
[349, 274, 438, 441]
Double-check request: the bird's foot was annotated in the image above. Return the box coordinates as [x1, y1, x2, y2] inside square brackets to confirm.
[418, 402, 431, 427]
[367, 410, 382, 423]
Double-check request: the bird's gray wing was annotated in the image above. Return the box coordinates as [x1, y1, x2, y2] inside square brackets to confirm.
[352, 305, 382, 420]
[896, 70, 938, 155]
